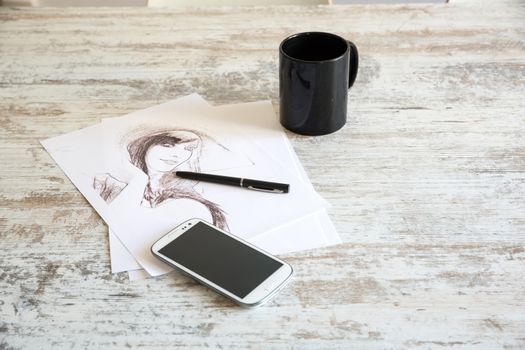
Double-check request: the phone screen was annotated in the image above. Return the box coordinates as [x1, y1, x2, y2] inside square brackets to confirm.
[159, 222, 283, 298]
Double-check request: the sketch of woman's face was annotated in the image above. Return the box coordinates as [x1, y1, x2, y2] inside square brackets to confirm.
[145, 139, 198, 173]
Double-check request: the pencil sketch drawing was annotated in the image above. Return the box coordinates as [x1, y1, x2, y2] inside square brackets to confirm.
[93, 128, 228, 230]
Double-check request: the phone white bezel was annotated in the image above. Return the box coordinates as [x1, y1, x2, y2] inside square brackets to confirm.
[151, 218, 294, 307]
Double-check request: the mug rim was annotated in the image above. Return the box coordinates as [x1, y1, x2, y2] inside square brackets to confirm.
[279, 31, 349, 63]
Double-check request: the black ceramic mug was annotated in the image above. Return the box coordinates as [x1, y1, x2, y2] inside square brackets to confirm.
[279, 32, 359, 136]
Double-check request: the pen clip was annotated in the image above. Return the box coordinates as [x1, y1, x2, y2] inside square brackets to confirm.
[247, 186, 285, 194]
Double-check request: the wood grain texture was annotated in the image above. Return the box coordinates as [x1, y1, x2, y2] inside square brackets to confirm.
[1, 1, 524, 349]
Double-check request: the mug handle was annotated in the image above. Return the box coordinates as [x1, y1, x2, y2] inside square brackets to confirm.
[347, 41, 359, 89]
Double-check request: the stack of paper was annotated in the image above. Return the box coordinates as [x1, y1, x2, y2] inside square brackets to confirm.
[41, 94, 341, 280]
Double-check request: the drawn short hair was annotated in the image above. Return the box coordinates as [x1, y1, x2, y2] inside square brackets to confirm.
[126, 129, 203, 174]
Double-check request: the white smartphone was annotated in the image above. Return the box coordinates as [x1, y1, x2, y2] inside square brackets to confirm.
[151, 218, 294, 308]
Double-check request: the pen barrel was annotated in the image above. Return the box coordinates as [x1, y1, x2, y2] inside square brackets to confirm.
[176, 171, 290, 193]
[242, 179, 290, 193]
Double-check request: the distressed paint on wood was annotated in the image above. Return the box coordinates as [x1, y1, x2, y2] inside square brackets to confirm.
[1, 1, 524, 349]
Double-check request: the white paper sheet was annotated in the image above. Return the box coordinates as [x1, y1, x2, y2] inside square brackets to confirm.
[42, 96, 328, 276]
[105, 96, 341, 278]
[109, 230, 141, 272]
[210, 101, 342, 249]
[108, 95, 209, 274]
[128, 269, 151, 281]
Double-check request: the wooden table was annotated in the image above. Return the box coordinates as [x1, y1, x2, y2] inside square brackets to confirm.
[1, 1, 524, 348]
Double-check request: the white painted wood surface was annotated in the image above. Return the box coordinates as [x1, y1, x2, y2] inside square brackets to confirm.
[1, 1, 524, 348]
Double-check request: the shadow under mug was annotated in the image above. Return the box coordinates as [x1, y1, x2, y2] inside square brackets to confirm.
[279, 32, 359, 136]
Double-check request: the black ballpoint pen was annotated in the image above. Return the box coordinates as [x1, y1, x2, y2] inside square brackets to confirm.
[176, 171, 290, 194]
